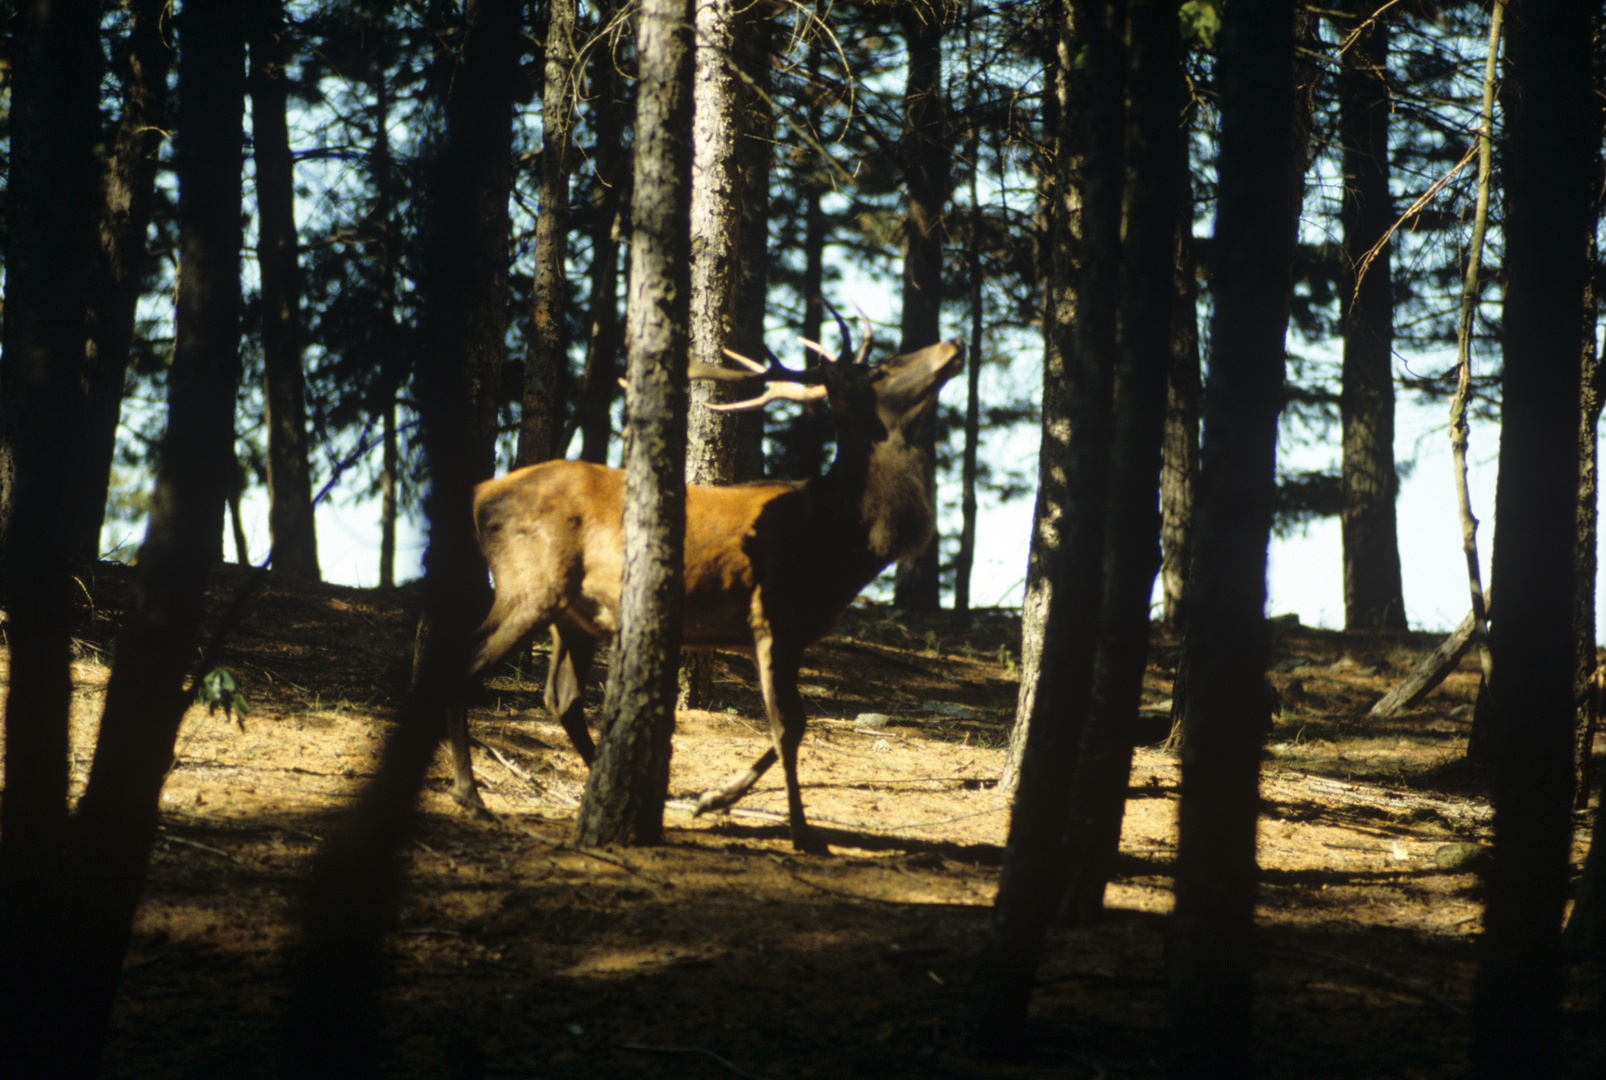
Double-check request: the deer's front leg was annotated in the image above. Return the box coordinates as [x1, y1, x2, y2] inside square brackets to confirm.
[756, 635, 826, 854]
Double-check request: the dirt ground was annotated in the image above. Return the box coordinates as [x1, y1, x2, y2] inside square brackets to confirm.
[20, 562, 1606, 1078]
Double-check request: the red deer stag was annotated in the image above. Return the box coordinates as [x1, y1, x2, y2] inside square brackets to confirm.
[450, 330, 963, 852]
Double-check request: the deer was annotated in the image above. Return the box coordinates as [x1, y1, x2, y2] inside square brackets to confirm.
[448, 324, 964, 853]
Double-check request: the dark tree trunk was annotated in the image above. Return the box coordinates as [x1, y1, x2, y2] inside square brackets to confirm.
[776, 17, 831, 483]
[1338, 1, 1404, 631]
[730, 6, 772, 482]
[893, 8, 951, 612]
[1159, 156, 1200, 626]
[971, 0, 1117, 1054]
[250, 0, 320, 580]
[999, 2, 1077, 796]
[1061, 0, 1181, 926]
[40, 6, 246, 1073]
[370, 81, 404, 589]
[1471, 2, 1594, 1075]
[73, 0, 172, 567]
[578, 5, 628, 466]
[573, 0, 692, 848]
[287, 1, 517, 1072]
[1165, 0, 1300, 1074]
[0, 0, 101, 1066]
[520, 0, 575, 466]
[953, 11, 985, 617]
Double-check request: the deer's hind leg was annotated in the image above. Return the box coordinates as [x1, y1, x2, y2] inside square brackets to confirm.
[546, 618, 599, 765]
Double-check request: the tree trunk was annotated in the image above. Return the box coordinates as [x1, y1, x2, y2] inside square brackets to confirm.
[1159, 156, 1200, 625]
[578, 5, 628, 466]
[520, 0, 575, 466]
[73, 0, 172, 567]
[0, 0, 101, 1066]
[1166, 0, 1300, 1074]
[893, 8, 951, 612]
[574, 0, 692, 848]
[775, 17, 831, 483]
[730, 6, 772, 482]
[1471, 2, 1593, 1075]
[287, 1, 517, 1071]
[250, 0, 320, 580]
[1061, 0, 1181, 926]
[680, 0, 743, 712]
[998, 2, 1076, 797]
[44, 6, 246, 1072]
[971, 0, 1116, 1055]
[953, 9, 985, 617]
[1338, 0, 1404, 631]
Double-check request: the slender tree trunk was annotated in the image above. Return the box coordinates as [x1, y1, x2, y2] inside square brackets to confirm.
[0, 0, 101, 1067]
[45, 6, 246, 1073]
[74, 0, 172, 567]
[520, 0, 576, 466]
[371, 80, 403, 589]
[1338, 1, 1403, 630]
[579, 5, 628, 466]
[574, 0, 693, 848]
[776, 13, 831, 482]
[971, 0, 1118, 1054]
[953, 6, 984, 617]
[1166, 0, 1299, 1073]
[1062, 0, 1181, 926]
[680, 0, 743, 711]
[1159, 157, 1200, 626]
[730, 5, 771, 482]
[251, 0, 320, 580]
[1472, 2, 1593, 1075]
[287, 1, 517, 1071]
[893, 7, 951, 612]
[999, 1, 1076, 796]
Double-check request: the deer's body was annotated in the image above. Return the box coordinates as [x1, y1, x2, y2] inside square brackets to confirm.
[450, 338, 963, 852]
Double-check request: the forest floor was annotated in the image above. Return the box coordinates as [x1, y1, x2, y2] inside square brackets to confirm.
[14, 561, 1606, 1079]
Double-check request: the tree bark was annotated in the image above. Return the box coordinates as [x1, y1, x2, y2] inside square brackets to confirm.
[1166, 0, 1300, 1074]
[0, 0, 102, 1066]
[520, 0, 576, 466]
[1159, 156, 1200, 625]
[574, 0, 693, 848]
[578, 4, 628, 466]
[73, 0, 172, 567]
[1338, 0, 1404, 630]
[43, 6, 246, 1073]
[1472, 2, 1593, 1075]
[251, 0, 321, 580]
[680, 0, 743, 711]
[1061, 0, 1181, 926]
[971, 0, 1116, 1054]
[998, 0, 1077, 796]
[893, 7, 951, 612]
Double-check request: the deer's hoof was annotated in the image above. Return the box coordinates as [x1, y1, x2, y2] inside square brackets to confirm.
[451, 785, 490, 818]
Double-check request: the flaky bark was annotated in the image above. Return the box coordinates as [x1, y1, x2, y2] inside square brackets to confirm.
[520, 0, 576, 466]
[574, 0, 693, 847]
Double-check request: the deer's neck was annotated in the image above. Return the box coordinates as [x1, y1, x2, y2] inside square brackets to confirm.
[814, 434, 934, 568]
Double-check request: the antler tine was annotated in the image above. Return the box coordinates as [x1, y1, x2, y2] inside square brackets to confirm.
[720, 347, 768, 374]
[800, 337, 835, 364]
[820, 296, 855, 364]
[851, 305, 873, 366]
[707, 381, 828, 413]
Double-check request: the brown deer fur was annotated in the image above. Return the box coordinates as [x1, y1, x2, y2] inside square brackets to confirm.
[450, 338, 963, 852]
